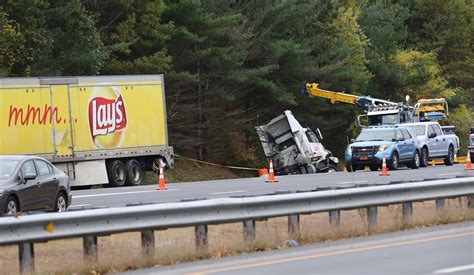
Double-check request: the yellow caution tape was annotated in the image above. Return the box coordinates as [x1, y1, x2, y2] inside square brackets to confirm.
[173, 154, 260, 171]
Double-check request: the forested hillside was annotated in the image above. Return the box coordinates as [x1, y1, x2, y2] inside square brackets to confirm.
[1, 0, 473, 166]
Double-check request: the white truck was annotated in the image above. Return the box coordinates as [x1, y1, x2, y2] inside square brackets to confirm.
[401, 122, 458, 167]
[469, 127, 474, 163]
[255, 110, 339, 174]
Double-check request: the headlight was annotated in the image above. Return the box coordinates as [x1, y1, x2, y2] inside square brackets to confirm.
[346, 146, 352, 153]
[378, 144, 390, 152]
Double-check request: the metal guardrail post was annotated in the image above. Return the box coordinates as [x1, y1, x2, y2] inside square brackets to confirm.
[468, 195, 474, 208]
[141, 230, 155, 256]
[329, 210, 341, 227]
[402, 202, 413, 220]
[436, 199, 445, 211]
[83, 236, 98, 262]
[288, 214, 299, 237]
[195, 225, 208, 252]
[19, 242, 34, 273]
[243, 220, 256, 242]
[367, 207, 377, 231]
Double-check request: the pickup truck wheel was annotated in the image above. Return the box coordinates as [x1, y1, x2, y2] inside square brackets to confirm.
[107, 160, 126, 187]
[420, 148, 429, 167]
[444, 146, 454, 166]
[125, 159, 144, 186]
[387, 152, 399, 170]
[409, 151, 420, 169]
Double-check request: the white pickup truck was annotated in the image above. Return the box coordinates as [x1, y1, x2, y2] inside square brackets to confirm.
[402, 122, 459, 166]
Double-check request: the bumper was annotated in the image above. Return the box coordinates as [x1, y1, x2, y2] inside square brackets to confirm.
[345, 151, 391, 166]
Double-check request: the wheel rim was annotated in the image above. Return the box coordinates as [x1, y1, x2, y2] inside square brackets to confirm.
[392, 154, 398, 169]
[114, 166, 125, 182]
[131, 165, 141, 182]
[449, 148, 454, 162]
[415, 153, 420, 167]
[422, 149, 428, 165]
[6, 200, 17, 214]
[57, 196, 66, 212]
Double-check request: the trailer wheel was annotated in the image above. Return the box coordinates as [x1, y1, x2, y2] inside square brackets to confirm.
[107, 160, 126, 187]
[125, 159, 144, 186]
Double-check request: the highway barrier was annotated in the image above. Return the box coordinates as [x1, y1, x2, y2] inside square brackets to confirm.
[1, 177, 473, 272]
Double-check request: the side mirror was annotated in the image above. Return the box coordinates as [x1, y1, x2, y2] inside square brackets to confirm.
[428, 132, 437, 139]
[316, 128, 323, 140]
[350, 138, 355, 143]
[398, 137, 405, 141]
[24, 173, 36, 181]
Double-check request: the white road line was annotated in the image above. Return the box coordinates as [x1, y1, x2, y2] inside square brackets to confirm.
[337, 180, 367, 184]
[69, 204, 92, 208]
[433, 264, 474, 274]
[437, 173, 462, 176]
[209, 190, 248, 195]
[73, 189, 179, 199]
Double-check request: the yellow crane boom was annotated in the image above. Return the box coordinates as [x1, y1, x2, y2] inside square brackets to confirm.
[305, 83, 358, 105]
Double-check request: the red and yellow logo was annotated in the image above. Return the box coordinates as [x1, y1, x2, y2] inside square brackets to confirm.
[88, 86, 127, 148]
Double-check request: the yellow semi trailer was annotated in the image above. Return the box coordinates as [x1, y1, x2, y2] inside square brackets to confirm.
[0, 75, 173, 187]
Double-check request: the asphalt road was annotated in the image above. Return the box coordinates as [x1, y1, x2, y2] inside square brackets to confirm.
[129, 222, 474, 275]
[70, 164, 474, 209]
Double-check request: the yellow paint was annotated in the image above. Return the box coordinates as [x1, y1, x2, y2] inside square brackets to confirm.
[0, 79, 166, 157]
[306, 83, 357, 105]
[188, 231, 474, 275]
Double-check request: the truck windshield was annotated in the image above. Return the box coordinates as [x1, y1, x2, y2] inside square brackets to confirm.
[0, 160, 18, 179]
[305, 130, 319, 143]
[405, 125, 426, 136]
[368, 114, 399, 126]
[356, 129, 395, 142]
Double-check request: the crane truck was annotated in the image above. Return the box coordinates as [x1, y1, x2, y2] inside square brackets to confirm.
[256, 110, 339, 174]
[0, 75, 173, 187]
[305, 83, 448, 127]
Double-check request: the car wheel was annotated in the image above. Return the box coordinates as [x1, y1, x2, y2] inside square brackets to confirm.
[387, 152, 399, 170]
[327, 164, 338, 173]
[55, 193, 67, 212]
[369, 164, 379, 171]
[444, 146, 454, 166]
[420, 147, 429, 167]
[107, 160, 126, 187]
[125, 159, 144, 186]
[410, 151, 420, 169]
[5, 196, 19, 215]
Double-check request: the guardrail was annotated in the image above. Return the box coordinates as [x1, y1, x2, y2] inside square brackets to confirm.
[1, 177, 473, 272]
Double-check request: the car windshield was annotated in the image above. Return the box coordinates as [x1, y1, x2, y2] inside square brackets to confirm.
[0, 160, 19, 179]
[356, 129, 395, 142]
[406, 125, 426, 136]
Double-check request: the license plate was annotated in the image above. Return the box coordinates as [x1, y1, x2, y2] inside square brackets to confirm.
[360, 155, 368, 160]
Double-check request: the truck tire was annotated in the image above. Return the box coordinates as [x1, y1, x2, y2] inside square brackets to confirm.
[107, 160, 126, 187]
[387, 152, 399, 170]
[125, 159, 144, 186]
[306, 164, 317, 174]
[444, 146, 454, 166]
[420, 147, 429, 167]
[299, 166, 308, 174]
[409, 150, 420, 169]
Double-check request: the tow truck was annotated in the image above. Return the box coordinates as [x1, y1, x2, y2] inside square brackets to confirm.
[304, 83, 448, 127]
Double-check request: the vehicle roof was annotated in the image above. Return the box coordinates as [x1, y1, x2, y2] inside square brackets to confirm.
[0, 155, 45, 161]
[400, 122, 438, 126]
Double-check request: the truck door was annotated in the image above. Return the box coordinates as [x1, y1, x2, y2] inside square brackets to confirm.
[427, 125, 440, 157]
[396, 130, 409, 160]
[433, 124, 447, 156]
[47, 83, 76, 161]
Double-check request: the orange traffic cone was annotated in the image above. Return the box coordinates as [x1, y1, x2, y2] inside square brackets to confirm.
[157, 165, 167, 190]
[265, 160, 278, 183]
[380, 156, 390, 176]
[465, 153, 473, 170]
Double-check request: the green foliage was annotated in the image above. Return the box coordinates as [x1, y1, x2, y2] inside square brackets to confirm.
[444, 105, 474, 155]
[0, 0, 472, 166]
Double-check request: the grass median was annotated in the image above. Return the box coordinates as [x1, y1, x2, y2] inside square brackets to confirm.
[0, 198, 472, 274]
